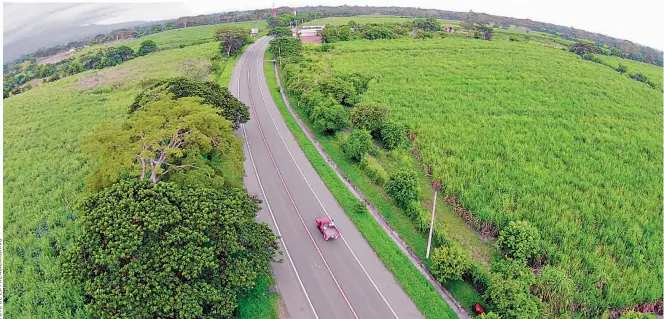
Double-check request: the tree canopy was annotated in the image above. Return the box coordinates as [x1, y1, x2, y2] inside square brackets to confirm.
[217, 26, 250, 57]
[138, 40, 158, 56]
[83, 96, 242, 191]
[130, 77, 249, 129]
[63, 179, 279, 319]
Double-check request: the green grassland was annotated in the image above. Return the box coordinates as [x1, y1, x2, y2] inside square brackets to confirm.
[294, 36, 663, 312]
[591, 54, 663, 91]
[4, 33, 278, 317]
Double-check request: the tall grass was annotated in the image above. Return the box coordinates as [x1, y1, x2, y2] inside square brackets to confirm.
[310, 37, 662, 312]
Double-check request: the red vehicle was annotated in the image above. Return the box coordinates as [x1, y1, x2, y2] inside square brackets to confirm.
[473, 303, 485, 315]
[315, 217, 340, 240]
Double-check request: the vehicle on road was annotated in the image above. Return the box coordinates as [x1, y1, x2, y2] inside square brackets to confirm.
[315, 217, 340, 240]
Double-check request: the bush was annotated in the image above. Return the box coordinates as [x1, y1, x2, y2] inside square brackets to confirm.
[380, 120, 407, 150]
[310, 103, 349, 134]
[350, 102, 388, 134]
[318, 76, 358, 106]
[62, 179, 278, 318]
[480, 313, 502, 319]
[138, 40, 158, 56]
[616, 63, 628, 73]
[268, 26, 291, 37]
[430, 244, 471, 282]
[496, 220, 541, 261]
[359, 155, 389, 186]
[354, 200, 368, 214]
[342, 129, 373, 161]
[484, 277, 542, 319]
[386, 169, 421, 208]
[532, 266, 575, 316]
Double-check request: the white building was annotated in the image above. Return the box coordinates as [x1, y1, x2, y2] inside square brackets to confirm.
[251, 28, 259, 35]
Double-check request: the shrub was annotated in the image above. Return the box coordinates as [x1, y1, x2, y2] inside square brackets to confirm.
[310, 103, 349, 134]
[380, 120, 407, 150]
[430, 244, 471, 282]
[480, 313, 502, 319]
[484, 277, 542, 319]
[620, 310, 657, 319]
[268, 26, 291, 37]
[386, 169, 421, 208]
[318, 76, 358, 106]
[616, 63, 628, 73]
[138, 40, 158, 56]
[359, 155, 389, 186]
[354, 200, 368, 214]
[533, 266, 575, 316]
[496, 220, 541, 261]
[342, 129, 373, 161]
[350, 102, 388, 134]
[62, 179, 278, 318]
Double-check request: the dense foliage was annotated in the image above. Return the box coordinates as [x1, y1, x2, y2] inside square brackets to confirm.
[496, 220, 541, 261]
[267, 26, 292, 37]
[342, 129, 373, 161]
[63, 179, 278, 318]
[350, 102, 388, 134]
[130, 77, 249, 129]
[84, 96, 242, 191]
[380, 120, 407, 150]
[430, 244, 471, 282]
[268, 37, 303, 63]
[386, 169, 421, 208]
[217, 25, 250, 57]
[310, 102, 349, 134]
[137, 39, 158, 56]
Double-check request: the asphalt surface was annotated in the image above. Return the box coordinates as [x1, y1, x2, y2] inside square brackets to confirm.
[231, 36, 424, 319]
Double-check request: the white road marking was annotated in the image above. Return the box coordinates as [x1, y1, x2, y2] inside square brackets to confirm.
[253, 38, 400, 319]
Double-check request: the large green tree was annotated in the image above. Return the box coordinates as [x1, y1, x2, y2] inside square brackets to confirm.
[217, 26, 250, 57]
[138, 40, 158, 56]
[350, 102, 388, 134]
[130, 77, 249, 129]
[83, 96, 243, 191]
[63, 179, 279, 319]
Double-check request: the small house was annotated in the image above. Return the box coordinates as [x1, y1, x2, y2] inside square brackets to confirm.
[250, 28, 259, 35]
[444, 26, 456, 33]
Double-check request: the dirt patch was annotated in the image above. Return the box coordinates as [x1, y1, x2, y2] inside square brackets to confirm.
[76, 68, 133, 91]
[36, 51, 74, 65]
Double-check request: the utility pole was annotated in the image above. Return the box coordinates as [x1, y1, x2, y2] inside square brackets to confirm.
[426, 183, 441, 259]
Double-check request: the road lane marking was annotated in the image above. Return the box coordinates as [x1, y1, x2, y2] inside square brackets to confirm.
[254, 39, 400, 319]
[236, 39, 320, 319]
[247, 61, 360, 319]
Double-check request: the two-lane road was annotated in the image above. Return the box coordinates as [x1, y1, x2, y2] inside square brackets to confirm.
[231, 37, 424, 319]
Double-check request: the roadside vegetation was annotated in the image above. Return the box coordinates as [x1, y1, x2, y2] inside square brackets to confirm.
[3, 24, 281, 318]
[262, 51, 459, 319]
[267, 16, 663, 319]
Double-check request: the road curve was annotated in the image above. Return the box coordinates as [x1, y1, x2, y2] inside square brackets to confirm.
[232, 36, 424, 319]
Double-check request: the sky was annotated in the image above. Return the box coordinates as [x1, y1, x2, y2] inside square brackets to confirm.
[3, 0, 664, 50]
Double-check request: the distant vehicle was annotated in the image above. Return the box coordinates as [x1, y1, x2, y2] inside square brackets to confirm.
[315, 217, 340, 240]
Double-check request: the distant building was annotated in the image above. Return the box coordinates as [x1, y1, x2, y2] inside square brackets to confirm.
[444, 26, 456, 33]
[251, 28, 259, 35]
[293, 25, 324, 44]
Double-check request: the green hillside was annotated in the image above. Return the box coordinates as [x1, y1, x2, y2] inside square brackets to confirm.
[281, 35, 663, 314]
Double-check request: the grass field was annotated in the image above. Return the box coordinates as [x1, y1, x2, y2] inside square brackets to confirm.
[591, 54, 663, 91]
[4, 33, 279, 317]
[264, 54, 460, 318]
[288, 37, 663, 313]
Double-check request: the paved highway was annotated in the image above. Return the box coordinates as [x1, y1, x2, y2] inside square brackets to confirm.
[231, 36, 424, 319]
